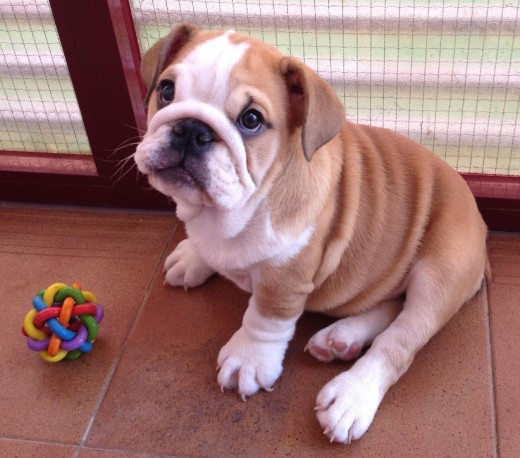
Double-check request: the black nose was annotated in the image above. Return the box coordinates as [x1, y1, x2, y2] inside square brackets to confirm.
[170, 118, 215, 156]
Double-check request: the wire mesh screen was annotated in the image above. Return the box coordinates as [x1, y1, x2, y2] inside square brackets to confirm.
[0, 0, 90, 156]
[131, 0, 519, 176]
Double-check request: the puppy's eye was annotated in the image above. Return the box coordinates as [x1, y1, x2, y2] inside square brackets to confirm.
[237, 109, 264, 134]
[158, 80, 175, 104]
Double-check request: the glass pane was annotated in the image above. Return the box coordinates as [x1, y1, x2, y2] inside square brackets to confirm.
[0, 0, 91, 155]
[130, 0, 519, 176]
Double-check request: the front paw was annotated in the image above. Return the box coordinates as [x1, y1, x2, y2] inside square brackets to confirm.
[315, 370, 382, 443]
[217, 327, 287, 400]
[164, 239, 214, 289]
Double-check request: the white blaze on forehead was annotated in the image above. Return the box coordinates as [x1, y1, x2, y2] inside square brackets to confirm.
[175, 30, 250, 106]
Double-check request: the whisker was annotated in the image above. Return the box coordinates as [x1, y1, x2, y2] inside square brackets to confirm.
[106, 126, 147, 184]
[110, 153, 138, 185]
[106, 137, 142, 160]
[123, 122, 147, 136]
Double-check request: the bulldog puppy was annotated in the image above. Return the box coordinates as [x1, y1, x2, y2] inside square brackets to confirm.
[135, 24, 489, 443]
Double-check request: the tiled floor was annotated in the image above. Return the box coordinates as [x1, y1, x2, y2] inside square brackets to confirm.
[0, 203, 518, 457]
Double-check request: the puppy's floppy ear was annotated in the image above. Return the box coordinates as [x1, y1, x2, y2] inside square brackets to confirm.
[141, 23, 197, 106]
[280, 57, 345, 161]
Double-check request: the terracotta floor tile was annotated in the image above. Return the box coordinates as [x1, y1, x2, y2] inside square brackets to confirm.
[0, 206, 176, 444]
[86, 228, 496, 457]
[488, 234, 520, 284]
[3, 203, 517, 457]
[488, 234, 520, 458]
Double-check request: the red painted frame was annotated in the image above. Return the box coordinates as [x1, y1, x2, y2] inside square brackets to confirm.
[0, 0, 518, 229]
[0, 151, 98, 176]
[464, 174, 520, 231]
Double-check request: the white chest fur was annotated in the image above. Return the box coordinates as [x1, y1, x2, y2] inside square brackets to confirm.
[184, 200, 314, 291]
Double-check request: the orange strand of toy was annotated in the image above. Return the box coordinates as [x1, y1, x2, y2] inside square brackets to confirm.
[59, 297, 75, 326]
[48, 335, 61, 357]
[48, 296, 75, 357]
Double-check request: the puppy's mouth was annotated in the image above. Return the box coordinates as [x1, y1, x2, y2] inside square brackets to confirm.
[152, 158, 207, 190]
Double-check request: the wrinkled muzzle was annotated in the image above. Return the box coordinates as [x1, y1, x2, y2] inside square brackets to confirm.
[135, 101, 256, 211]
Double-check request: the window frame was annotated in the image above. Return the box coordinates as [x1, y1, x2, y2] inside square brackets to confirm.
[0, 0, 170, 210]
[0, 0, 518, 229]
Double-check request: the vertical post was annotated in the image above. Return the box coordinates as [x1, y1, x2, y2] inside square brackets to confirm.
[49, 0, 145, 183]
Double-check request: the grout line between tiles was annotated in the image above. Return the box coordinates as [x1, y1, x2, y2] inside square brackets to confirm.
[73, 220, 180, 458]
[76, 444, 171, 457]
[483, 277, 500, 458]
[0, 436, 78, 453]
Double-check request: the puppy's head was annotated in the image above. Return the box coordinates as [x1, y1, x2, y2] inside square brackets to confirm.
[135, 24, 345, 218]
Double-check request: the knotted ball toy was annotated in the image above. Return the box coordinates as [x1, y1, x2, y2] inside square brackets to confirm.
[22, 282, 104, 363]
